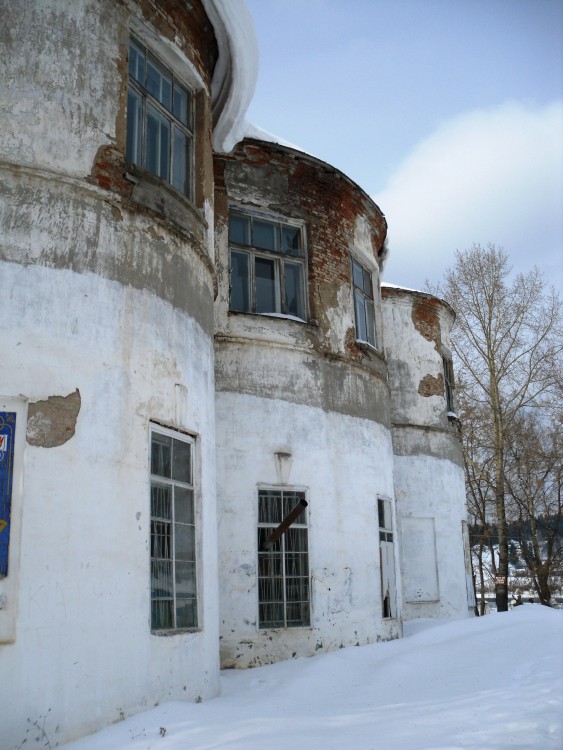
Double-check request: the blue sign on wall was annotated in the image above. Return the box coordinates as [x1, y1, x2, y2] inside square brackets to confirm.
[0, 412, 16, 577]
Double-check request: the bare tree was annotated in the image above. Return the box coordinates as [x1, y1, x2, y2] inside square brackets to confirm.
[505, 410, 562, 604]
[460, 392, 496, 614]
[433, 245, 562, 611]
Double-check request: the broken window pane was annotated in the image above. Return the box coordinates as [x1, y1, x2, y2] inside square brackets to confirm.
[282, 225, 301, 256]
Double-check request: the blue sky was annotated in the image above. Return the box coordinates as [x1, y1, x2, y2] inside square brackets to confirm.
[244, 0, 563, 290]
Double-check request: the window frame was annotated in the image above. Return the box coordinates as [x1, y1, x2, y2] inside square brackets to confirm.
[442, 354, 456, 413]
[127, 35, 194, 200]
[350, 255, 377, 349]
[149, 423, 198, 633]
[257, 487, 310, 629]
[229, 209, 308, 322]
[377, 497, 397, 620]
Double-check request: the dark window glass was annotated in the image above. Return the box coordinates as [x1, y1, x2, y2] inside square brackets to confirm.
[230, 251, 250, 312]
[147, 54, 172, 110]
[255, 257, 277, 313]
[146, 104, 170, 181]
[285, 261, 304, 318]
[127, 38, 193, 198]
[172, 127, 189, 195]
[228, 211, 306, 320]
[129, 39, 145, 82]
[173, 83, 190, 125]
[351, 257, 376, 347]
[126, 88, 143, 166]
[230, 214, 251, 245]
[254, 220, 277, 251]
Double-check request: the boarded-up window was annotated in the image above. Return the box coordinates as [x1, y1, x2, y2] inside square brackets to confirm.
[401, 517, 439, 602]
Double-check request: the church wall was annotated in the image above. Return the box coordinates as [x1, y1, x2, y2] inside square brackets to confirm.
[381, 287, 472, 621]
[214, 143, 402, 668]
[0, 1, 220, 746]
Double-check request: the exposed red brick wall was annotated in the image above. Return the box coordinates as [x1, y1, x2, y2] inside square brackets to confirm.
[418, 373, 445, 398]
[411, 297, 442, 352]
[215, 140, 388, 362]
[135, 0, 218, 88]
[26, 390, 81, 448]
[89, 145, 135, 197]
[90, 0, 217, 209]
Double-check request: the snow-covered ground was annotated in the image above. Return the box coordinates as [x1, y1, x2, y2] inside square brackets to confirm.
[62, 606, 562, 750]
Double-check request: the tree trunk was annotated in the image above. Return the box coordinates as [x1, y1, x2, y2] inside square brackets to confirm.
[492, 385, 508, 612]
[477, 543, 486, 615]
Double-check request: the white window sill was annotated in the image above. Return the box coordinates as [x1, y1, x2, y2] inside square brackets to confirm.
[355, 338, 379, 353]
[257, 312, 307, 323]
[229, 310, 308, 324]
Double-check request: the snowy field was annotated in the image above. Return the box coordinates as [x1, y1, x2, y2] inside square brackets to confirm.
[62, 605, 562, 750]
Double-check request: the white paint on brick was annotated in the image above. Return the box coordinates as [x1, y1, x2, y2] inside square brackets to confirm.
[216, 391, 401, 668]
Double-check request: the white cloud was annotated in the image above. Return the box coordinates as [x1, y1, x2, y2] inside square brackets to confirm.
[375, 101, 563, 290]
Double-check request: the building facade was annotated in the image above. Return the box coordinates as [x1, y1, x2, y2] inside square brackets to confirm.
[213, 141, 400, 668]
[0, 1, 472, 746]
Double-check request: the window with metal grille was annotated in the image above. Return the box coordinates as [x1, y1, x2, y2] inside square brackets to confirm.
[351, 256, 377, 348]
[257, 489, 310, 628]
[127, 37, 193, 197]
[229, 210, 307, 320]
[150, 426, 197, 631]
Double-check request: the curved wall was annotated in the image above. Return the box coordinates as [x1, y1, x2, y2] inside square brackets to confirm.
[0, 1, 220, 746]
[214, 141, 401, 668]
[381, 286, 472, 620]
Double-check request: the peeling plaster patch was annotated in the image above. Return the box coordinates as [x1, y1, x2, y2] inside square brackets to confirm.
[418, 373, 444, 398]
[26, 389, 81, 447]
[322, 284, 350, 351]
[411, 298, 442, 352]
[352, 214, 377, 267]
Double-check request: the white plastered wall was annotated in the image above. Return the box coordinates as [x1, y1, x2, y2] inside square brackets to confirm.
[216, 390, 401, 668]
[0, 259, 219, 748]
[393, 454, 469, 619]
[382, 289, 471, 621]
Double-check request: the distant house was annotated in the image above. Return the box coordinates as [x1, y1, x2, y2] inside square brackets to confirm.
[0, 1, 473, 746]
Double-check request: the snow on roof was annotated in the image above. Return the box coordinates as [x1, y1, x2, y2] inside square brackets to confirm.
[381, 281, 426, 294]
[204, 2, 313, 156]
[203, 0, 259, 153]
[242, 121, 304, 152]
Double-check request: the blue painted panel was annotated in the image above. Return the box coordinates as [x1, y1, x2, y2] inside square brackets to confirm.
[0, 412, 16, 577]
